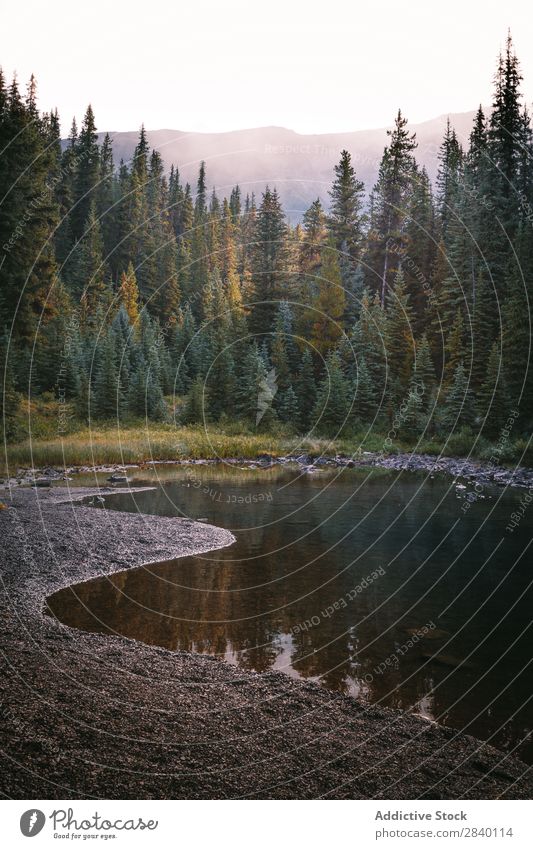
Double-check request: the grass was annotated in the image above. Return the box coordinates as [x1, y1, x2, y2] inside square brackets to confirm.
[2, 397, 531, 475]
[0, 398, 322, 473]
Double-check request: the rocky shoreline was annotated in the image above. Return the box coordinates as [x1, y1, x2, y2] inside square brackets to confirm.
[1, 485, 532, 799]
[3, 449, 533, 492]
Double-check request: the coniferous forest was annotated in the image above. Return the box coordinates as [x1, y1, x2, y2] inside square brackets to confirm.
[1, 34, 532, 463]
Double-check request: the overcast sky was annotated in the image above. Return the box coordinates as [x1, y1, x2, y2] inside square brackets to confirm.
[2, 0, 532, 135]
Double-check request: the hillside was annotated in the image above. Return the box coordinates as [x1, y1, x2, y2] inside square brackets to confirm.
[85, 110, 479, 217]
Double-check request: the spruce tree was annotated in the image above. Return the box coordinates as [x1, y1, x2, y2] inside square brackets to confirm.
[250, 187, 288, 336]
[328, 151, 365, 266]
[71, 105, 100, 242]
[296, 348, 317, 432]
[277, 384, 300, 425]
[118, 262, 141, 327]
[365, 110, 417, 305]
[477, 342, 508, 437]
[310, 239, 345, 356]
[439, 361, 475, 433]
[312, 350, 351, 435]
[351, 357, 376, 425]
[93, 328, 123, 419]
[0, 332, 20, 440]
[181, 376, 207, 424]
[413, 333, 436, 410]
[384, 269, 415, 387]
[206, 335, 236, 420]
[0, 75, 59, 340]
[235, 344, 270, 423]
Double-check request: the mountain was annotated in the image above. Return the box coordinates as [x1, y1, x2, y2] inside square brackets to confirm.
[86, 110, 479, 219]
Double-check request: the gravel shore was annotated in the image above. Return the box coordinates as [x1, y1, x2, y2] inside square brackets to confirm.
[1, 486, 532, 799]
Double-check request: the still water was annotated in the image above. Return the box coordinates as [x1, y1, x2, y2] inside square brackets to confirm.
[47, 464, 533, 761]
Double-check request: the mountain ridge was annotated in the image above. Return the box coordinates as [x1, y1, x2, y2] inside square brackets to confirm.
[74, 109, 482, 217]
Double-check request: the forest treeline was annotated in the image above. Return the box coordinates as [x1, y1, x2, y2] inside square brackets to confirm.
[1, 34, 532, 448]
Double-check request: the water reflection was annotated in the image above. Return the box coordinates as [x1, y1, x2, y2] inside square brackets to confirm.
[47, 465, 533, 762]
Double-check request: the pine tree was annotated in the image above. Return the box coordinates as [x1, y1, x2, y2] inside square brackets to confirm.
[403, 166, 437, 330]
[439, 361, 475, 432]
[351, 357, 376, 424]
[206, 334, 236, 420]
[300, 198, 327, 277]
[181, 376, 207, 424]
[471, 273, 497, 389]
[277, 384, 300, 425]
[250, 187, 288, 336]
[477, 342, 508, 437]
[328, 151, 365, 266]
[365, 110, 417, 305]
[502, 270, 533, 428]
[384, 269, 415, 387]
[0, 332, 20, 440]
[70, 203, 111, 324]
[128, 355, 166, 420]
[353, 290, 387, 390]
[436, 119, 464, 237]
[312, 351, 351, 435]
[399, 376, 426, 440]
[0, 75, 59, 340]
[93, 328, 123, 419]
[296, 348, 317, 432]
[485, 33, 529, 292]
[413, 333, 436, 409]
[97, 132, 116, 263]
[310, 239, 345, 356]
[444, 308, 466, 385]
[235, 344, 270, 423]
[71, 105, 100, 242]
[118, 262, 141, 327]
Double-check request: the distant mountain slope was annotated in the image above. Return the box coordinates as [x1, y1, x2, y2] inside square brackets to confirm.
[84, 110, 479, 218]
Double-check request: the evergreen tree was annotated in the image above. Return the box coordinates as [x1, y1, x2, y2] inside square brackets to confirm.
[277, 384, 299, 425]
[118, 262, 141, 327]
[0, 332, 20, 440]
[0, 75, 59, 340]
[312, 351, 351, 435]
[71, 203, 111, 324]
[71, 105, 100, 242]
[235, 344, 270, 423]
[351, 357, 377, 424]
[439, 361, 475, 432]
[328, 150, 365, 266]
[128, 355, 166, 420]
[436, 119, 464, 237]
[477, 342, 508, 437]
[181, 376, 207, 424]
[93, 328, 123, 419]
[413, 333, 436, 410]
[206, 334, 236, 419]
[384, 269, 415, 387]
[250, 187, 288, 336]
[296, 348, 317, 432]
[97, 132, 116, 263]
[365, 110, 417, 305]
[310, 239, 345, 356]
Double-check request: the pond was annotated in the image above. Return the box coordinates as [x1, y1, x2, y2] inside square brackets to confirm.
[47, 463, 533, 762]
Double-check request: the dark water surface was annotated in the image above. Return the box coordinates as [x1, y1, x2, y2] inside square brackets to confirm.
[47, 464, 533, 761]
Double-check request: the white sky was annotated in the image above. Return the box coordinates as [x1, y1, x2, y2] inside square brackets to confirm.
[1, 0, 532, 135]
